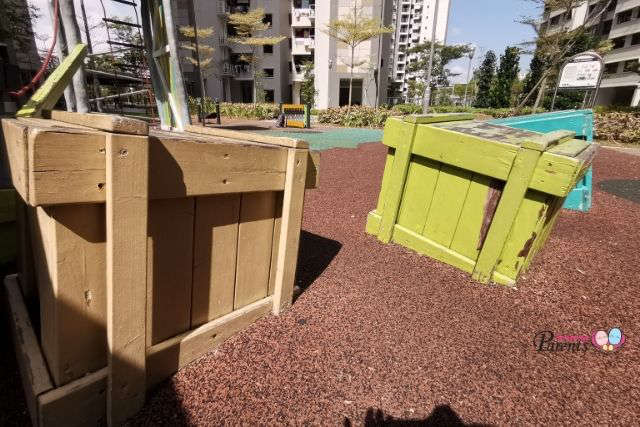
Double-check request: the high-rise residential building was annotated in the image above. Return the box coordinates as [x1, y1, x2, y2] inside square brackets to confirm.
[389, 0, 451, 103]
[174, 0, 393, 107]
[541, 0, 640, 106]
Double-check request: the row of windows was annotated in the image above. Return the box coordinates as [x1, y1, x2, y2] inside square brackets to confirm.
[611, 32, 640, 49]
[604, 59, 639, 74]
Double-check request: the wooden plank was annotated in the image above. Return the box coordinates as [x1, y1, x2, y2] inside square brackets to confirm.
[529, 152, 580, 197]
[147, 198, 194, 346]
[403, 113, 474, 124]
[185, 124, 308, 149]
[272, 148, 308, 315]
[0, 188, 16, 223]
[1, 119, 30, 201]
[521, 130, 575, 151]
[472, 147, 542, 284]
[146, 296, 273, 388]
[4, 274, 55, 426]
[235, 191, 276, 310]
[373, 147, 396, 215]
[46, 110, 149, 135]
[305, 151, 320, 189]
[396, 156, 441, 234]
[105, 133, 148, 426]
[17, 44, 88, 117]
[38, 368, 108, 427]
[449, 174, 493, 261]
[423, 164, 472, 247]
[377, 120, 417, 243]
[14, 195, 36, 299]
[412, 125, 519, 181]
[191, 194, 241, 327]
[268, 192, 284, 296]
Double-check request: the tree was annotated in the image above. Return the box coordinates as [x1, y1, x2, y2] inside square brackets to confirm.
[227, 8, 286, 103]
[474, 50, 497, 108]
[179, 25, 216, 79]
[489, 46, 520, 108]
[322, 1, 392, 108]
[300, 61, 317, 107]
[406, 42, 471, 103]
[0, 0, 39, 51]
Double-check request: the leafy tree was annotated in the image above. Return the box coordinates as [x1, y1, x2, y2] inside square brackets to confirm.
[300, 61, 317, 107]
[0, 0, 39, 51]
[489, 46, 520, 108]
[474, 50, 497, 108]
[406, 42, 472, 101]
[322, 1, 392, 108]
[227, 8, 286, 103]
[179, 25, 216, 79]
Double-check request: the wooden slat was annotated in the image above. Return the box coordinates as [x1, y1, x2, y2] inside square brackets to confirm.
[234, 192, 276, 309]
[305, 151, 320, 189]
[396, 156, 440, 234]
[374, 147, 396, 215]
[272, 149, 308, 315]
[4, 274, 55, 426]
[46, 110, 149, 135]
[38, 368, 108, 427]
[146, 296, 273, 388]
[403, 113, 474, 124]
[1, 119, 29, 201]
[0, 188, 16, 223]
[191, 194, 241, 327]
[147, 198, 194, 346]
[105, 133, 148, 426]
[472, 147, 542, 284]
[529, 152, 581, 197]
[185, 124, 308, 149]
[377, 119, 417, 243]
[423, 164, 472, 247]
[268, 192, 284, 296]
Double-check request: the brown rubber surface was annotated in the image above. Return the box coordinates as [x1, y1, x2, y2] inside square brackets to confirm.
[130, 144, 640, 425]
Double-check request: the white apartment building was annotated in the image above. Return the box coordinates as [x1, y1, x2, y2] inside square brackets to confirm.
[543, 0, 640, 106]
[389, 0, 451, 103]
[175, 0, 393, 107]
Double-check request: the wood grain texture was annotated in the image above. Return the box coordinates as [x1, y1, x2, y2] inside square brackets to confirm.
[4, 274, 54, 426]
[235, 191, 276, 310]
[46, 110, 149, 135]
[272, 149, 308, 315]
[105, 133, 148, 426]
[403, 113, 474, 124]
[146, 296, 273, 388]
[191, 194, 241, 327]
[147, 198, 194, 346]
[1, 119, 30, 201]
[268, 192, 284, 296]
[38, 368, 108, 427]
[185, 124, 308, 149]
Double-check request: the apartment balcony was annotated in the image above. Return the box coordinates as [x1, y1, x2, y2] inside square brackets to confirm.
[216, 1, 250, 15]
[601, 71, 640, 88]
[605, 44, 640, 63]
[222, 63, 253, 80]
[292, 7, 315, 27]
[609, 17, 640, 38]
[292, 37, 315, 55]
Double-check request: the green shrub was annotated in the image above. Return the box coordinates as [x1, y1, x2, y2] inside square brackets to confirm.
[188, 97, 280, 120]
[594, 111, 640, 143]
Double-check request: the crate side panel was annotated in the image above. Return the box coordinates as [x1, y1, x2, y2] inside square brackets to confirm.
[396, 156, 441, 234]
[268, 192, 284, 296]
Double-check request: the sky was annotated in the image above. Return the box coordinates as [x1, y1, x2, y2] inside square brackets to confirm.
[27, 0, 541, 84]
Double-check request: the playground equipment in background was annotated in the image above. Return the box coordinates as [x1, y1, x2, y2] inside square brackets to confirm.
[281, 104, 311, 129]
[490, 110, 594, 212]
[367, 114, 596, 286]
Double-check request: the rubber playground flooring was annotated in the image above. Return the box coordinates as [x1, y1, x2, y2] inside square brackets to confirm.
[249, 127, 384, 151]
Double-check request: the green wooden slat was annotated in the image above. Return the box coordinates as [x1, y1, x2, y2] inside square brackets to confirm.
[449, 174, 492, 261]
[396, 156, 441, 234]
[547, 138, 589, 157]
[529, 152, 580, 197]
[374, 148, 396, 214]
[472, 146, 542, 284]
[521, 130, 575, 151]
[377, 120, 418, 243]
[17, 44, 88, 117]
[403, 113, 474, 124]
[423, 164, 472, 247]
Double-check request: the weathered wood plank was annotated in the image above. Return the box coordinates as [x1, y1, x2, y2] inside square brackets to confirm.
[38, 368, 108, 427]
[146, 296, 273, 388]
[403, 113, 474, 124]
[147, 198, 194, 346]
[191, 194, 241, 327]
[305, 151, 320, 189]
[529, 152, 580, 197]
[4, 274, 55, 426]
[17, 44, 88, 117]
[396, 156, 440, 234]
[46, 110, 149, 135]
[235, 192, 276, 310]
[105, 133, 148, 426]
[423, 164, 472, 247]
[268, 192, 284, 296]
[473, 146, 542, 284]
[272, 149, 308, 315]
[185, 124, 308, 149]
[1, 119, 30, 201]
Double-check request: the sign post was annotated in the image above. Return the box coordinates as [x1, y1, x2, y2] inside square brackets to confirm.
[551, 51, 604, 111]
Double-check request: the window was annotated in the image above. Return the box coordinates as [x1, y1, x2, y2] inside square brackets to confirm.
[632, 32, 640, 45]
[264, 68, 274, 78]
[549, 15, 561, 26]
[617, 9, 633, 24]
[612, 36, 626, 49]
[604, 62, 619, 74]
[265, 90, 274, 103]
[289, 61, 293, 72]
[263, 13, 272, 26]
[263, 44, 273, 54]
[623, 59, 639, 72]
[601, 20, 612, 36]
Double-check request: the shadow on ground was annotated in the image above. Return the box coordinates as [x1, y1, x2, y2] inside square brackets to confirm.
[598, 179, 640, 204]
[344, 405, 492, 427]
[294, 231, 342, 300]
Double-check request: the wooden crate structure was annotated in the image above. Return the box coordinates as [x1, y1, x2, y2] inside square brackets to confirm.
[366, 114, 596, 286]
[1, 111, 318, 426]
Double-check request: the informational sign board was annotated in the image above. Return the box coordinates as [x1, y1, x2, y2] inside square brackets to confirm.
[558, 55, 603, 89]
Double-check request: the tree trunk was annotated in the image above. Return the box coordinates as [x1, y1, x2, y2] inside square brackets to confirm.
[58, 0, 90, 113]
[532, 75, 547, 113]
[49, 0, 75, 111]
[348, 45, 354, 110]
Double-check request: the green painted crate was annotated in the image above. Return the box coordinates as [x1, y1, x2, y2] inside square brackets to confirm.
[366, 114, 596, 286]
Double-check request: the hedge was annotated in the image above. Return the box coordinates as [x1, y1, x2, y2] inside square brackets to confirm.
[188, 97, 280, 120]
